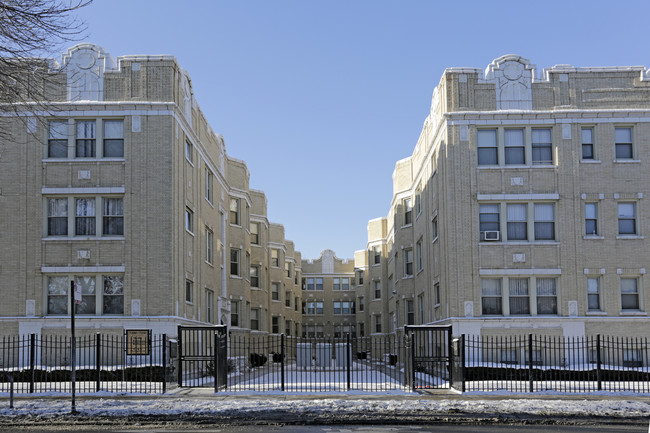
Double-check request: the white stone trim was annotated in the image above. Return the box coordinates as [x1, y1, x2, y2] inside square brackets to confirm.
[41, 266, 125, 273]
[479, 268, 562, 276]
[42, 186, 125, 194]
[477, 193, 559, 201]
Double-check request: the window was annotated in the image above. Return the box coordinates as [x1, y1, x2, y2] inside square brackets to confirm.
[406, 300, 414, 325]
[415, 189, 422, 215]
[416, 240, 423, 272]
[585, 203, 598, 236]
[418, 294, 424, 324]
[504, 129, 525, 165]
[587, 277, 601, 311]
[480, 204, 500, 241]
[534, 204, 555, 240]
[103, 275, 124, 314]
[285, 291, 291, 307]
[316, 278, 323, 291]
[306, 278, 314, 290]
[205, 227, 214, 264]
[509, 278, 530, 315]
[621, 278, 639, 310]
[231, 300, 239, 327]
[374, 281, 381, 299]
[271, 282, 280, 301]
[230, 248, 240, 276]
[404, 248, 413, 276]
[373, 246, 381, 264]
[294, 297, 299, 312]
[103, 198, 123, 236]
[507, 204, 527, 241]
[250, 222, 259, 244]
[75, 198, 96, 235]
[333, 278, 340, 290]
[532, 128, 552, 164]
[434, 283, 440, 306]
[404, 198, 413, 225]
[76, 120, 95, 157]
[47, 275, 124, 315]
[357, 270, 364, 285]
[536, 278, 557, 314]
[103, 120, 124, 158]
[333, 301, 341, 315]
[205, 168, 213, 203]
[48, 198, 68, 236]
[185, 207, 193, 233]
[285, 262, 291, 277]
[316, 302, 323, 315]
[250, 308, 260, 330]
[229, 198, 240, 225]
[374, 315, 382, 333]
[250, 265, 259, 287]
[358, 297, 364, 312]
[48, 121, 68, 158]
[477, 129, 497, 165]
[581, 127, 594, 160]
[285, 320, 292, 336]
[432, 216, 438, 240]
[271, 249, 279, 267]
[185, 279, 193, 303]
[205, 290, 214, 323]
[272, 316, 279, 334]
[481, 279, 502, 315]
[359, 323, 365, 337]
[341, 277, 350, 291]
[47, 276, 69, 314]
[618, 203, 637, 235]
[185, 140, 193, 164]
[615, 127, 633, 159]
[74, 276, 96, 314]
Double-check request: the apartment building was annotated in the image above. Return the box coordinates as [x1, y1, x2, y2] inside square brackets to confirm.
[356, 55, 650, 340]
[301, 250, 356, 338]
[0, 43, 300, 338]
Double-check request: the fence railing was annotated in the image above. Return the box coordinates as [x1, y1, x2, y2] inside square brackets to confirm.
[0, 333, 174, 394]
[456, 334, 650, 393]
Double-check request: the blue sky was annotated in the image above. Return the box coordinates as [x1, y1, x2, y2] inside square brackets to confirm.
[71, 0, 649, 260]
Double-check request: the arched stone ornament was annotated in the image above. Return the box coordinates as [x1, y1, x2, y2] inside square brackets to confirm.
[181, 71, 193, 126]
[321, 249, 335, 274]
[484, 55, 536, 110]
[464, 301, 474, 317]
[62, 44, 115, 101]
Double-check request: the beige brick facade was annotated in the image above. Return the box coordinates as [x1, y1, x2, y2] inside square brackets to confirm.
[357, 55, 650, 339]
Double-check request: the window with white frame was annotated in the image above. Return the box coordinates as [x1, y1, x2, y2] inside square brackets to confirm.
[357, 270, 364, 285]
[505, 128, 525, 165]
[271, 249, 279, 267]
[507, 204, 527, 241]
[618, 202, 637, 235]
[404, 198, 413, 225]
[432, 216, 439, 240]
[205, 168, 213, 203]
[374, 280, 381, 299]
[230, 248, 240, 276]
[621, 278, 640, 310]
[250, 222, 259, 244]
[76, 120, 96, 158]
[250, 308, 260, 330]
[205, 227, 213, 264]
[374, 315, 382, 333]
[103, 120, 124, 158]
[103, 198, 123, 236]
[305, 278, 314, 290]
[406, 299, 414, 325]
[285, 262, 291, 277]
[333, 278, 340, 290]
[536, 278, 557, 314]
[480, 204, 500, 241]
[358, 296, 364, 312]
[185, 207, 193, 234]
[416, 239, 423, 272]
[415, 188, 422, 215]
[434, 283, 440, 306]
[418, 294, 424, 324]
[205, 289, 214, 323]
[316, 278, 323, 291]
[481, 278, 502, 315]
[509, 278, 530, 315]
[47, 275, 124, 315]
[47, 198, 68, 236]
[229, 198, 240, 225]
[48, 121, 68, 158]
[581, 127, 594, 160]
[185, 279, 193, 303]
[185, 140, 193, 164]
[250, 265, 259, 288]
[534, 204, 555, 240]
[532, 128, 552, 164]
[285, 291, 291, 307]
[615, 127, 633, 159]
[404, 248, 413, 276]
[477, 129, 498, 165]
[47, 197, 123, 237]
[76, 198, 96, 235]
[341, 277, 350, 290]
[373, 246, 381, 264]
[585, 203, 598, 236]
[231, 300, 239, 327]
[271, 282, 280, 301]
[587, 277, 601, 311]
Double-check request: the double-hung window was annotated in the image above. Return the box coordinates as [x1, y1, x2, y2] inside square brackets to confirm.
[230, 248, 240, 276]
[532, 128, 552, 164]
[404, 198, 412, 225]
[534, 204, 555, 240]
[621, 278, 639, 310]
[581, 127, 594, 160]
[477, 129, 498, 165]
[185, 140, 194, 164]
[404, 249, 413, 277]
[250, 266, 259, 288]
[536, 278, 557, 314]
[103, 120, 124, 157]
[509, 278, 530, 315]
[185, 279, 193, 303]
[48, 198, 68, 236]
[185, 207, 193, 233]
[374, 281, 381, 299]
[271, 282, 280, 301]
[205, 168, 213, 203]
[48, 121, 68, 157]
[271, 249, 279, 267]
[316, 278, 323, 291]
[250, 222, 259, 244]
[75, 198, 96, 235]
[76, 121, 95, 158]
[103, 198, 123, 236]
[481, 278, 502, 315]
[618, 203, 637, 235]
[229, 198, 240, 225]
[479, 204, 500, 241]
[504, 129, 525, 165]
[585, 203, 598, 236]
[507, 204, 527, 241]
[587, 277, 601, 311]
[250, 308, 259, 330]
[373, 246, 381, 264]
[205, 227, 214, 264]
[416, 239, 423, 272]
[615, 127, 633, 159]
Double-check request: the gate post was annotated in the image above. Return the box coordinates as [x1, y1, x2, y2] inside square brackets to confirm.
[280, 334, 285, 392]
[447, 326, 453, 389]
[162, 334, 167, 394]
[596, 334, 602, 391]
[410, 331, 416, 392]
[29, 334, 36, 394]
[214, 331, 219, 393]
[528, 334, 534, 393]
[177, 326, 183, 387]
[95, 333, 101, 392]
[346, 333, 351, 391]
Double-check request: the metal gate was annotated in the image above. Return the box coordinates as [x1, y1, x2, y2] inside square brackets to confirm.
[177, 325, 227, 390]
[405, 325, 452, 390]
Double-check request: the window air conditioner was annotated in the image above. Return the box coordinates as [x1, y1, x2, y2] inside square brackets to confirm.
[481, 231, 500, 241]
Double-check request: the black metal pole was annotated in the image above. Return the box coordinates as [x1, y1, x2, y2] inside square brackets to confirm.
[280, 334, 285, 392]
[162, 334, 167, 394]
[70, 280, 76, 414]
[177, 326, 183, 387]
[596, 334, 602, 391]
[528, 334, 533, 393]
[96, 333, 101, 392]
[346, 333, 351, 391]
[29, 334, 35, 393]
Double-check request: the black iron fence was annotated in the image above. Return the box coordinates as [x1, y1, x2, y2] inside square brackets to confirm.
[0, 333, 174, 394]
[455, 334, 650, 393]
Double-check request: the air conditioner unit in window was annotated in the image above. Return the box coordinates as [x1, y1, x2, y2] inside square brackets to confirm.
[481, 231, 500, 241]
